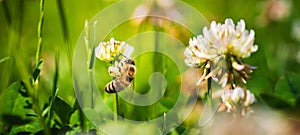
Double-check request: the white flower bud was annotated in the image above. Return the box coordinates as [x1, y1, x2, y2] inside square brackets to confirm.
[244, 90, 256, 106]
[231, 87, 244, 103]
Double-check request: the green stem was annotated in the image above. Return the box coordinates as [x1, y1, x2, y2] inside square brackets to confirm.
[206, 68, 213, 117]
[205, 67, 213, 134]
[35, 0, 50, 134]
[84, 20, 95, 108]
[89, 69, 94, 109]
[114, 93, 119, 121]
[88, 57, 95, 109]
[36, 0, 45, 66]
[89, 21, 97, 108]
[207, 68, 212, 97]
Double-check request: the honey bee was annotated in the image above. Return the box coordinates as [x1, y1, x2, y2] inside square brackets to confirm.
[105, 58, 136, 93]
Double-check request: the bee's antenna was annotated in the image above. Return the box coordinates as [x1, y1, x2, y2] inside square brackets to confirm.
[120, 54, 130, 59]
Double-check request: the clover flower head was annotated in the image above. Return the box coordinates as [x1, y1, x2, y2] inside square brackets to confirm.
[184, 19, 258, 66]
[185, 18, 258, 86]
[221, 86, 255, 113]
[203, 18, 258, 58]
[185, 19, 258, 115]
[95, 38, 134, 62]
[184, 38, 209, 68]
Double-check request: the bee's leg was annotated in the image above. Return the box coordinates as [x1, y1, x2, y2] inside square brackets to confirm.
[108, 66, 121, 78]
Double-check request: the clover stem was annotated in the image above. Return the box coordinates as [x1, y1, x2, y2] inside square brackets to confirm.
[114, 93, 119, 121]
[206, 67, 213, 134]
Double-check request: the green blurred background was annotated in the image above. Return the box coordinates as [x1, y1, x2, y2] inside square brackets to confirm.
[1, 0, 300, 134]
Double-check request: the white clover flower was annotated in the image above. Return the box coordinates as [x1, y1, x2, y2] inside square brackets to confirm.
[202, 19, 258, 58]
[244, 90, 256, 106]
[231, 87, 245, 103]
[185, 19, 258, 115]
[221, 86, 256, 112]
[185, 19, 258, 86]
[184, 19, 258, 65]
[184, 40, 209, 68]
[95, 38, 134, 62]
[221, 88, 234, 111]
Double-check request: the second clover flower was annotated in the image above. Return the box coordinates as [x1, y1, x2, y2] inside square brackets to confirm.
[95, 38, 134, 62]
[184, 18, 258, 114]
[185, 19, 258, 67]
[185, 19, 258, 86]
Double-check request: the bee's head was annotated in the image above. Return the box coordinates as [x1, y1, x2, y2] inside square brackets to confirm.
[124, 59, 135, 65]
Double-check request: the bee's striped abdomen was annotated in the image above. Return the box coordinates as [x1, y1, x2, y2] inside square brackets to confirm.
[105, 77, 132, 93]
[105, 81, 115, 93]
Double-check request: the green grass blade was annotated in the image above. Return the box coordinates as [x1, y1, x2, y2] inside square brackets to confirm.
[0, 57, 10, 64]
[1, 0, 11, 26]
[52, 54, 59, 99]
[56, 0, 73, 68]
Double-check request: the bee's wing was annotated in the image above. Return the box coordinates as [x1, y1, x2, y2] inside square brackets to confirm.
[127, 80, 134, 101]
[123, 45, 134, 58]
[198, 97, 221, 127]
